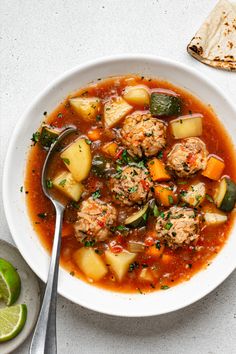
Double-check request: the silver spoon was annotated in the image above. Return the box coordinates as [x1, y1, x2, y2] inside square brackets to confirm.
[29, 126, 77, 354]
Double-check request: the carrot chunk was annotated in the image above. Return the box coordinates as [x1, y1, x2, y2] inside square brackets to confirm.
[147, 158, 171, 182]
[102, 142, 119, 157]
[154, 185, 177, 207]
[87, 128, 101, 141]
[202, 156, 225, 180]
[146, 244, 165, 257]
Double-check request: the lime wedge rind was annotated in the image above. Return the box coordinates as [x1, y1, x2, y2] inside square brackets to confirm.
[0, 304, 27, 342]
[0, 258, 21, 306]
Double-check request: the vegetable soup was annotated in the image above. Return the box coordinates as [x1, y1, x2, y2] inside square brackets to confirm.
[25, 75, 236, 294]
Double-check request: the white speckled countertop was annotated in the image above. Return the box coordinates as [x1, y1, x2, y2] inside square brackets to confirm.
[1, 1, 236, 353]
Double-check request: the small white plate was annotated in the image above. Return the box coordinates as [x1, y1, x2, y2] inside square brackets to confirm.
[0, 240, 40, 354]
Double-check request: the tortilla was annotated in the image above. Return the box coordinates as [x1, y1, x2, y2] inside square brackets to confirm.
[187, 0, 236, 71]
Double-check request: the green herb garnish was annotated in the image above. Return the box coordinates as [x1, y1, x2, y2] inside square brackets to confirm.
[165, 222, 173, 230]
[62, 158, 70, 165]
[59, 179, 67, 187]
[161, 285, 170, 290]
[31, 131, 40, 145]
[92, 190, 101, 200]
[46, 179, 53, 189]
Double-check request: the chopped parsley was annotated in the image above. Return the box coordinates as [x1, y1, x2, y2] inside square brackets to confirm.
[84, 240, 95, 247]
[20, 186, 23, 192]
[85, 139, 92, 145]
[31, 131, 40, 145]
[161, 285, 170, 290]
[96, 114, 102, 121]
[59, 179, 67, 187]
[177, 181, 188, 185]
[62, 158, 70, 165]
[160, 211, 165, 219]
[180, 190, 187, 197]
[168, 195, 174, 204]
[92, 190, 101, 200]
[129, 262, 139, 272]
[165, 222, 173, 230]
[128, 186, 138, 193]
[46, 179, 53, 189]
[157, 151, 163, 160]
[37, 212, 47, 219]
[57, 112, 63, 119]
[156, 241, 161, 250]
[116, 225, 128, 232]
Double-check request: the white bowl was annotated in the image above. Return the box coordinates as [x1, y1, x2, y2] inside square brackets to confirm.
[3, 55, 236, 317]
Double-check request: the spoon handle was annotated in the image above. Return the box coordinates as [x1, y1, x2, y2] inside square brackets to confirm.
[29, 203, 64, 354]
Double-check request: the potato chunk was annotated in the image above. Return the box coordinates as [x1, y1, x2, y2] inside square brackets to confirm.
[69, 97, 101, 122]
[123, 86, 150, 106]
[170, 114, 203, 139]
[52, 171, 84, 201]
[139, 268, 154, 282]
[105, 250, 136, 281]
[73, 247, 108, 281]
[60, 138, 92, 182]
[104, 97, 132, 128]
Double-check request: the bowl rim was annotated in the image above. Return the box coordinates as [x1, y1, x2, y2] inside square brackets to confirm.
[2, 54, 236, 317]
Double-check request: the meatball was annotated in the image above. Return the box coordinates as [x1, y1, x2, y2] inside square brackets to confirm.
[166, 137, 208, 178]
[110, 165, 153, 206]
[120, 112, 167, 157]
[74, 198, 117, 242]
[155, 206, 200, 248]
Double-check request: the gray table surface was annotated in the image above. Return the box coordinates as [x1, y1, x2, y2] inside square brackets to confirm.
[1, 0, 236, 353]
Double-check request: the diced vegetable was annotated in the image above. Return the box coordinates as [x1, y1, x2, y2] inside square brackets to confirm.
[60, 138, 92, 182]
[170, 114, 203, 139]
[102, 142, 119, 157]
[52, 171, 84, 201]
[161, 254, 173, 264]
[154, 185, 177, 207]
[139, 268, 154, 282]
[123, 86, 150, 106]
[104, 97, 133, 128]
[40, 126, 60, 148]
[105, 250, 136, 282]
[214, 177, 236, 211]
[91, 155, 114, 178]
[125, 202, 149, 228]
[87, 128, 101, 141]
[73, 247, 108, 281]
[202, 156, 225, 180]
[127, 241, 145, 253]
[150, 93, 182, 116]
[147, 158, 171, 182]
[69, 97, 101, 122]
[145, 244, 164, 257]
[180, 182, 206, 207]
[204, 212, 227, 225]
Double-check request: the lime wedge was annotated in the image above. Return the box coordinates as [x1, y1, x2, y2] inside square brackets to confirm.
[0, 258, 21, 306]
[0, 304, 27, 342]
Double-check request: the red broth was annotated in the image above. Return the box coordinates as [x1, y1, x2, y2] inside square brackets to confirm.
[25, 75, 236, 294]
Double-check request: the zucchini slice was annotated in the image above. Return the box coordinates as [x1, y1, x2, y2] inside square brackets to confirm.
[214, 177, 236, 211]
[150, 93, 182, 116]
[40, 126, 60, 148]
[125, 202, 149, 228]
